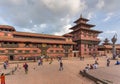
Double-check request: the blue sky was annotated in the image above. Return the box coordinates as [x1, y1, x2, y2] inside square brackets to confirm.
[0, 0, 120, 44]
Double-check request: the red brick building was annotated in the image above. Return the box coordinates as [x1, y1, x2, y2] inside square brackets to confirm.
[70, 15, 102, 57]
[98, 38, 120, 57]
[0, 25, 75, 61]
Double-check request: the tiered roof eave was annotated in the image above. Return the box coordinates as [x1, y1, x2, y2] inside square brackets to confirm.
[74, 15, 89, 23]
[69, 28, 102, 34]
[70, 23, 95, 30]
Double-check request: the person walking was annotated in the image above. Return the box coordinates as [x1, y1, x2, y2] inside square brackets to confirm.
[59, 61, 63, 71]
[0, 73, 5, 84]
[38, 59, 41, 66]
[3, 62, 7, 69]
[23, 63, 28, 74]
[107, 58, 110, 67]
[49, 58, 53, 64]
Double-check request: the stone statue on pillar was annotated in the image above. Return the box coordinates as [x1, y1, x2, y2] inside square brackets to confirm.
[111, 34, 117, 59]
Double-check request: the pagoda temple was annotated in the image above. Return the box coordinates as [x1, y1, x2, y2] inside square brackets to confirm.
[70, 15, 102, 57]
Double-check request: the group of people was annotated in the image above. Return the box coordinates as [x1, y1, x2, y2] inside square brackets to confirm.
[23, 56, 64, 74]
[84, 59, 99, 72]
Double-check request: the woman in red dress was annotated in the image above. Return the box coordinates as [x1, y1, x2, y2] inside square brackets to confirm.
[0, 73, 5, 84]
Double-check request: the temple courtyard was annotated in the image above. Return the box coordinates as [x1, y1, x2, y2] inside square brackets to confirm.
[1, 56, 119, 84]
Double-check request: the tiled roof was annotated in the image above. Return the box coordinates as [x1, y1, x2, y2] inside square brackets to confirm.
[0, 37, 76, 45]
[70, 27, 102, 33]
[74, 17, 89, 23]
[70, 23, 95, 30]
[12, 31, 66, 39]
[104, 45, 112, 48]
[98, 45, 105, 48]
[0, 25, 15, 31]
[115, 44, 120, 49]
[81, 38, 101, 41]
[98, 44, 120, 49]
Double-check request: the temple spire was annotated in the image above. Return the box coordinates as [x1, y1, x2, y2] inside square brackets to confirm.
[80, 14, 82, 18]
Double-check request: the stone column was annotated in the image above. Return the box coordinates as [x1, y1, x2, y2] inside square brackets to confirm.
[111, 34, 117, 59]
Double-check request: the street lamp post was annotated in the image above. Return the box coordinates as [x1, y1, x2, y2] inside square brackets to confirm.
[111, 34, 117, 59]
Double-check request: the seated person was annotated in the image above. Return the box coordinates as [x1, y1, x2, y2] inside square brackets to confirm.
[90, 64, 94, 69]
[93, 63, 98, 69]
[115, 60, 120, 65]
[84, 64, 90, 72]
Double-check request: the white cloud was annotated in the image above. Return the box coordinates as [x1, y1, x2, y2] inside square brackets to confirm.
[29, 20, 33, 23]
[54, 24, 72, 35]
[42, 0, 86, 15]
[104, 30, 117, 34]
[103, 12, 114, 21]
[23, 28, 36, 33]
[96, 0, 104, 9]
[87, 12, 94, 19]
[39, 24, 47, 28]
[33, 25, 37, 28]
[0, 0, 87, 35]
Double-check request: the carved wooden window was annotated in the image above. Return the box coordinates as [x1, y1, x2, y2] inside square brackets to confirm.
[93, 33, 96, 38]
[61, 50, 63, 52]
[50, 50, 54, 53]
[88, 32, 91, 37]
[89, 48, 91, 51]
[25, 43, 30, 47]
[8, 50, 14, 53]
[107, 50, 109, 53]
[56, 50, 59, 53]
[84, 49, 87, 51]
[25, 50, 30, 53]
[88, 44, 92, 48]
[33, 50, 37, 53]
[70, 50, 72, 53]
[4, 32, 8, 36]
[4, 42, 7, 44]
[56, 44, 60, 48]
[84, 44, 87, 48]
[42, 44, 47, 47]
[33, 44, 37, 47]
[0, 50, 4, 53]
[83, 31, 86, 37]
[18, 50, 22, 53]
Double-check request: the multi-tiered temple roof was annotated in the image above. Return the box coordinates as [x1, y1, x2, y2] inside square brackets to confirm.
[70, 15, 102, 34]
